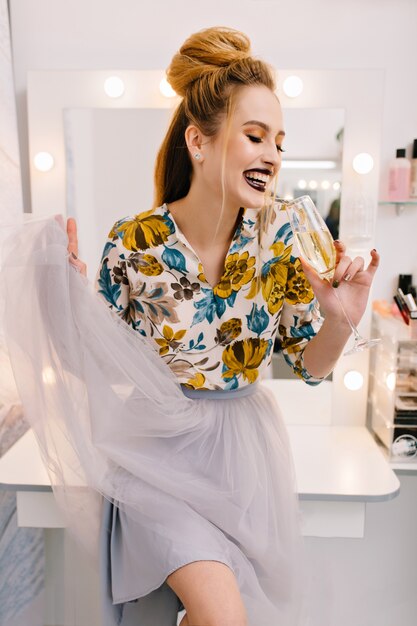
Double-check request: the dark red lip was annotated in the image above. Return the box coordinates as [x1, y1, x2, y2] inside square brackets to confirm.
[243, 173, 267, 192]
[243, 168, 273, 175]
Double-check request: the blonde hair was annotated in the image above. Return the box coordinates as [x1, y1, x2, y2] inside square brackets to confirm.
[153, 26, 277, 209]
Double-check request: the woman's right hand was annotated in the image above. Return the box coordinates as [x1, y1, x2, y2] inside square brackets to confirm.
[67, 217, 87, 277]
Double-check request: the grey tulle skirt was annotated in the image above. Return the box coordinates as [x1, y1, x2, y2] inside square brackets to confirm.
[0, 216, 309, 626]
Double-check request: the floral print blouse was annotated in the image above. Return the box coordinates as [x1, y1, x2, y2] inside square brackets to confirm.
[94, 203, 324, 390]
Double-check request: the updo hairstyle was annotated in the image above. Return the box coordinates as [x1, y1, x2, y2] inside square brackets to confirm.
[153, 26, 276, 208]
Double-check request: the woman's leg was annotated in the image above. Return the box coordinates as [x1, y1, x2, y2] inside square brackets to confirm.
[166, 561, 248, 626]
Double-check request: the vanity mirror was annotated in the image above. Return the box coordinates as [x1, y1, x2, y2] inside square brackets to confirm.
[26, 68, 384, 425]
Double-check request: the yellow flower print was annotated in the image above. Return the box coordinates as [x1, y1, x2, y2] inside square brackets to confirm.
[215, 318, 242, 346]
[213, 252, 256, 299]
[269, 240, 291, 262]
[154, 325, 186, 356]
[114, 210, 173, 251]
[222, 338, 270, 383]
[136, 254, 163, 276]
[262, 262, 288, 314]
[246, 243, 291, 307]
[197, 263, 206, 284]
[285, 258, 314, 305]
[183, 372, 206, 390]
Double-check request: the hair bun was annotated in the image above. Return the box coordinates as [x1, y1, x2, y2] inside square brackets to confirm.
[166, 26, 252, 97]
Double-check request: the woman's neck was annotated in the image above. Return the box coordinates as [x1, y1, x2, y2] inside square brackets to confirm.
[166, 187, 242, 251]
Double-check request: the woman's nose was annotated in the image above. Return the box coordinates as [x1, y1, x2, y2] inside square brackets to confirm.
[262, 143, 280, 172]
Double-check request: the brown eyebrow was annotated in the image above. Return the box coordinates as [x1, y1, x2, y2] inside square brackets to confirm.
[243, 120, 286, 137]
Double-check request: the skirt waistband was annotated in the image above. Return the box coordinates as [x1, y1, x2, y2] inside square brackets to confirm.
[180, 383, 259, 400]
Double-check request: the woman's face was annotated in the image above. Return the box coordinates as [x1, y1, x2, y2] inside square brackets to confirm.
[201, 84, 285, 210]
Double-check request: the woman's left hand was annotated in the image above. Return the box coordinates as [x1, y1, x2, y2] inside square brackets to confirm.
[299, 240, 380, 327]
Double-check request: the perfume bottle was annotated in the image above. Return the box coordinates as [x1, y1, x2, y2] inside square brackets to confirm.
[388, 148, 411, 202]
[410, 139, 417, 199]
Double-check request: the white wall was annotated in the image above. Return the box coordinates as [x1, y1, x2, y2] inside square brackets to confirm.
[8, 2, 417, 624]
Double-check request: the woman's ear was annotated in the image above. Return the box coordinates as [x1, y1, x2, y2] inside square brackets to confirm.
[185, 125, 205, 163]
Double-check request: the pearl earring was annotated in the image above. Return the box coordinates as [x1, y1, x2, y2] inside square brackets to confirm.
[194, 153, 201, 160]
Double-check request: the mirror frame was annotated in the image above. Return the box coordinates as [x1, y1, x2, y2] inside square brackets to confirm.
[27, 68, 385, 426]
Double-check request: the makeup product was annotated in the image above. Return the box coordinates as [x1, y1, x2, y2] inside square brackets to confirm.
[388, 148, 411, 202]
[410, 139, 417, 199]
[397, 288, 412, 316]
[405, 292, 417, 312]
[394, 294, 410, 325]
[398, 274, 413, 294]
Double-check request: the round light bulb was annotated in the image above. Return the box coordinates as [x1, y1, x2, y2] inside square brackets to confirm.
[333, 181, 341, 191]
[159, 77, 176, 98]
[297, 179, 307, 189]
[386, 372, 396, 391]
[284, 193, 294, 200]
[343, 370, 364, 391]
[308, 180, 318, 189]
[352, 152, 374, 174]
[34, 152, 54, 172]
[321, 180, 330, 190]
[283, 75, 303, 98]
[104, 76, 125, 98]
[42, 366, 57, 385]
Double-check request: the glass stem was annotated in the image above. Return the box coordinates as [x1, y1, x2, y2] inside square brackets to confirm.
[331, 287, 362, 341]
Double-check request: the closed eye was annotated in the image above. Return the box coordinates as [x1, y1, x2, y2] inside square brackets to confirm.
[247, 135, 285, 152]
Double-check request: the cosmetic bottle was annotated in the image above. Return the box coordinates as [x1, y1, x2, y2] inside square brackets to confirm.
[388, 148, 411, 202]
[410, 139, 417, 199]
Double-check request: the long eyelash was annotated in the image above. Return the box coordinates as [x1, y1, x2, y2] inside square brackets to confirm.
[246, 135, 285, 152]
[247, 135, 262, 143]
[247, 135, 286, 153]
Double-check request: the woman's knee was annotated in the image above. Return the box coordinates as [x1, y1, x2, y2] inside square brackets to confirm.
[166, 560, 247, 626]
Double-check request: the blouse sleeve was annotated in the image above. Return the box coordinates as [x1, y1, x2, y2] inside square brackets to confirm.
[278, 251, 325, 386]
[94, 221, 135, 328]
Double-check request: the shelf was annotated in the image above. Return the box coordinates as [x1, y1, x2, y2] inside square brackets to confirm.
[379, 200, 417, 215]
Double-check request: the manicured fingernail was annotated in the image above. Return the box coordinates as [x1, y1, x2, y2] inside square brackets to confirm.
[332, 279, 340, 288]
[343, 273, 352, 282]
[334, 240, 341, 244]
[71, 252, 78, 259]
[372, 248, 377, 253]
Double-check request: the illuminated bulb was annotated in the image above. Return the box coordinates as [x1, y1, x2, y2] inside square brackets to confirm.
[284, 193, 294, 200]
[42, 366, 57, 385]
[308, 180, 318, 189]
[159, 77, 176, 98]
[352, 152, 374, 174]
[386, 372, 396, 391]
[343, 370, 364, 391]
[333, 181, 341, 191]
[104, 76, 125, 98]
[34, 152, 54, 172]
[321, 180, 330, 189]
[297, 179, 307, 189]
[283, 75, 303, 98]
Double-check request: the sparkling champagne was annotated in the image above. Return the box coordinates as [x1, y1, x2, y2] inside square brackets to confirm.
[295, 229, 336, 280]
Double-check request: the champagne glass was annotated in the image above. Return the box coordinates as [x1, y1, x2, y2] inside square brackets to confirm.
[277, 195, 380, 356]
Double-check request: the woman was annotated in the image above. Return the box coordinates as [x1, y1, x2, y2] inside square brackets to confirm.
[4, 27, 378, 626]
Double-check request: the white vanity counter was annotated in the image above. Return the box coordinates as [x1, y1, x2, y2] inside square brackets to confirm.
[0, 419, 400, 502]
[0, 379, 400, 539]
